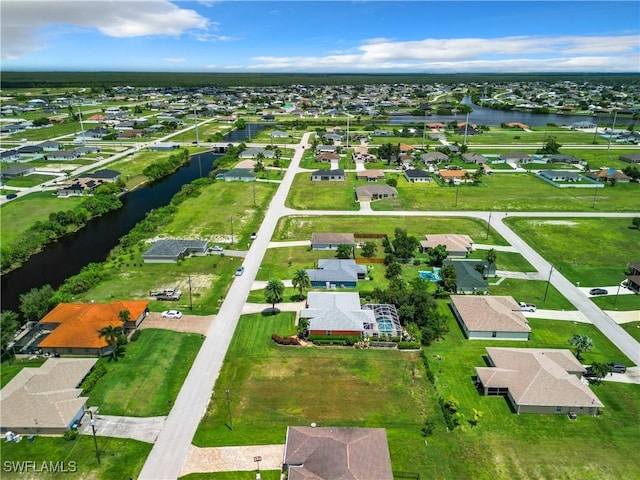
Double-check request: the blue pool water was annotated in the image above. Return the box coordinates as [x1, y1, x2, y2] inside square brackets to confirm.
[419, 268, 442, 282]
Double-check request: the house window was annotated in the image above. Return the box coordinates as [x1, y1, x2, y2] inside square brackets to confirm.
[555, 406, 562, 412]
[327, 331, 332, 336]
[492, 331, 497, 338]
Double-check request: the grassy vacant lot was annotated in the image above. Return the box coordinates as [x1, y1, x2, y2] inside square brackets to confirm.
[0, 191, 84, 245]
[372, 172, 640, 212]
[77, 254, 242, 315]
[563, 148, 639, 170]
[425, 309, 640, 479]
[0, 435, 151, 480]
[193, 313, 440, 476]
[161, 180, 277, 242]
[446, 126, 597, 145]
[108, 150, 180, 189]
[489, 278, 574, 310]
[88, 329, 203, 416]
[273, 215, 508, 246]
[286, 172, 360, 210]
[506, 217, 640, 287]
[2, 173, 57, 187]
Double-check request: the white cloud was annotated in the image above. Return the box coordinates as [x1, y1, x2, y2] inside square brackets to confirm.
[1, 0, 210, 59]
[163, 57, 186, 63]
[248, 34, 640, 72]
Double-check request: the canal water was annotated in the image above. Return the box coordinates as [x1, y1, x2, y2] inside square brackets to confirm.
[388, 97, 634, 127]
[0, 124, 263, 314]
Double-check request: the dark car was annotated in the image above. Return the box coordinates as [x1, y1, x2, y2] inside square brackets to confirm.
[589, 288, 608, 295]
[5, 193, 17, 200]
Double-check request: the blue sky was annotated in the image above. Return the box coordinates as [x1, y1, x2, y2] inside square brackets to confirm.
[2, 1, 639, 72]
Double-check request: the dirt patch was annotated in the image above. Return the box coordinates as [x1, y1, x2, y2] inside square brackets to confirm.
[139, 312, 213, 335]
[534, 220, 578, 226]
[180, 444, 284, 476]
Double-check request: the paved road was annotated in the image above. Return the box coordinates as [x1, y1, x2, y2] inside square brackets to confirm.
[138, 132, 312, 480]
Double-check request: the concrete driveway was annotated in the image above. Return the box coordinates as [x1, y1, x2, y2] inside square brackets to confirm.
[180, 444, 284, 476]
[78, 414, 166, 444]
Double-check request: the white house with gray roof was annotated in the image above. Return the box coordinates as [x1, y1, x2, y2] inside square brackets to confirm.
[306, 259, 366, 289]
[301, 292, 373, 337]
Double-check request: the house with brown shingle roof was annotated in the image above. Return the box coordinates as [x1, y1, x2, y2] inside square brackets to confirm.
[355, 184, 397, 202]
[0, 358, 97, 435]
[420, 234, 473, 256]
[37, 301, 149, 356]
[450, 295, 531, 340]
[355, 169, 385, 182]
[283, 426, 393, 480]
[476, 347, 603, 416]
[311, 233, 355, 250]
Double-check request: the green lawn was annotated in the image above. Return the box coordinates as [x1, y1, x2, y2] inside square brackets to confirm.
[506, 217, 640, 286]
[590, 294, 640, 312]
[372, 172, 640, 212]
[273, 215, 508, 246]
[489, 278, 574, 310]
[0, 191, 84, 245]
[87, 329, 203, 416]
[193, 313, 439, 476]
[621, 322, 640, 342]
[447, 126, 597, 146]
[286, 172, 360, 210]
[192, 307, 640, 479]
[2, 174, 58, 188]
[0, 435, 151, 480]
[468, 250, 536, 272]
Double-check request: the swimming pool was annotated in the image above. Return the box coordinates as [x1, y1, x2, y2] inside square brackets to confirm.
[419, 267, 442, 282]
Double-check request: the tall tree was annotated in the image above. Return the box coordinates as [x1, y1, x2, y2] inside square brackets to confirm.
[98, 324, 124, 360]
[440, 265, 458, 293]
[336, 244, 353, 259]
[19, 285, 55, 322]
[292, 269, 311, 300]
[360, 241, 378, 258]
[264, 278, 285, 313]
[569, 334, 593, 361]
[391, 228, 420, 260]
[485, 248, 497, 268]
[118, 310, 131, 324]
[1, 311, 20, 354]
[588, 361, 612, 383]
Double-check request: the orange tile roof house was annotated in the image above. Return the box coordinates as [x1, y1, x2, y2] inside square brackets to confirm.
[476, 347, 603, 416]
[37, 301, 149, 356]
[420, 233, 473, 256]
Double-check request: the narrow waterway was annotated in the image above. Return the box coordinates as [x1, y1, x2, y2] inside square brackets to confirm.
[0, 125, 263, 314]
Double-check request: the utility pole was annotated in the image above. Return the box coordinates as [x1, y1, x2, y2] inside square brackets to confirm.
[455, 183, 459, 207]
[252, 181, 256, 207]
[225, 389, 233, 430]
[592, 186, 598, 209]
[229, 216, 234, 245]
[194, 108, 199, 147]
[613, 283, 621, 309]
[607, 109, 618, 151]
[89, 410, 100, 464]
[422, 110, 427, 150]
[543, 264, 554, 302]
[188, 275, 193, 310]
[463, 111, 470, 147]
[486, 211, 492, 239]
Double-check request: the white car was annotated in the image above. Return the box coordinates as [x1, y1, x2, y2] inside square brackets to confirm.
[519, 302, 536, 312]
[161, 310, 183, 319]
[208, 246, 223, 253]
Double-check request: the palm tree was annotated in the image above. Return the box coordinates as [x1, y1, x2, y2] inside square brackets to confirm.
[292, 269, 311, 300]
[569, 334, 593, 361]
[264, 278, 285, 314]
[98, 324, 124, 359]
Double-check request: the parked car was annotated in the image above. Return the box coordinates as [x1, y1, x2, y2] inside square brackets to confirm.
[5, 193, 17, 200]
[609, 362, 627, 373]
[235, 265, 245, 276]
[161, 310, 183, 319]
[589, 288, 608, 295]
[250, 232, 257, 240]
[518, 302, 537, 312]
[208, 246, 223, 253]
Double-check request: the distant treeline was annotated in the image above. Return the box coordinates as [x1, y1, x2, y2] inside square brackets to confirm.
[2, 72, 639, 89]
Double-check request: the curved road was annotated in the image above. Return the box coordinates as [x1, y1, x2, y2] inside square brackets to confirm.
[140, 134, 639, 479]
